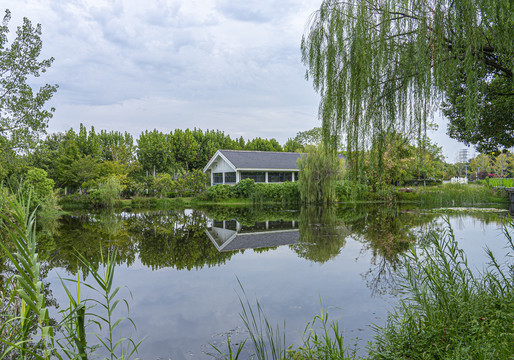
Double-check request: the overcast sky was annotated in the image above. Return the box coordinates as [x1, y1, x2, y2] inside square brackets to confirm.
[6, 0, 470, 161]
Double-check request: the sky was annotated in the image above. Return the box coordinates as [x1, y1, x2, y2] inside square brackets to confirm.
[6, 0, 470, 162]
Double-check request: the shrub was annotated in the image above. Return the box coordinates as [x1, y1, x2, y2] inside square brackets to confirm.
[23, 168, 55, 206]
[370, 219, 514, 359]
[335, 180, 369, 201]
[89, 176, 122, 208]
[233, 178, 256, 198]
[206, 184, 235, 201]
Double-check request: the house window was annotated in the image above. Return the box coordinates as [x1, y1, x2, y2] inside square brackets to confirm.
[268, 172, 292, 182]
[213, 172, 223, 184]
[294, 172, 299, 182]
[241, 171, 265, 183]
[225, 172, 236, 183]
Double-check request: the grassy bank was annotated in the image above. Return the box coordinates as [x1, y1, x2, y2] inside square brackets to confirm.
[396, 183, 509, 206]
[58, 182, 510, 211]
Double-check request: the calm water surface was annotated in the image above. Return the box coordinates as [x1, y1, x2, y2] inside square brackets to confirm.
[42, 204, 511, 359]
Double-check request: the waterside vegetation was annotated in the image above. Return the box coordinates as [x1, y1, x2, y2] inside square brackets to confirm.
[0, 193, 141, 359]
[217, 219, 514, 360]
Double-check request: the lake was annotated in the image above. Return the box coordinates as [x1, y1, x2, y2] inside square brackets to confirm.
[41, 204, 512, 359]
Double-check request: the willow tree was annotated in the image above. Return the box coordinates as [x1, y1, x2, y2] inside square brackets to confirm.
[297, 144, 342, 204]
[302, 0, 513, 181]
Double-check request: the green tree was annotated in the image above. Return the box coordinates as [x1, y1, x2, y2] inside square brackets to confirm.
[493, 152, 512, 179]
[302, 0, 513, 180]
[297, 144, 342, 204]
[0, 10, 57, 153]
[469, 153, 492, 178]
[137, 130, 173, 176]
[172, 129, 200, 171]
[185, 169, 208, 195]
[444, 75, 514, 153]
[294, 127, 322, 146]
[246, 137, 282, 152]
[153, 173, 175, 198]
[90, 176, 122, 208]
[283, 138, 304, 153]
[23, 168, 54, 206]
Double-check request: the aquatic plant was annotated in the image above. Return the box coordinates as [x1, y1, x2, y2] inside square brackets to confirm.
[369, 218, 514, 359]
[0, 192, 142, 359]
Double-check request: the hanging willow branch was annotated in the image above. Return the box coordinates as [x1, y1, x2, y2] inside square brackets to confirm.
[302, 0, 514, 180]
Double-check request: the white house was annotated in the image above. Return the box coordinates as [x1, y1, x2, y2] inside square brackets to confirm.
[203, 150, 304, 185]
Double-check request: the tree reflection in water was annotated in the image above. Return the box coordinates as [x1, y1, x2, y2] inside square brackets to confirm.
[292, 206, 349, 263]
[22, 205, 508, 299]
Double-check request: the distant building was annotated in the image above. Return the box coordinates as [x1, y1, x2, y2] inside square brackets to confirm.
[458, 148, 469, 163]
[451, 177, 468, 184]
[203, 149, 345, 185]
[203, 150, 303, 185]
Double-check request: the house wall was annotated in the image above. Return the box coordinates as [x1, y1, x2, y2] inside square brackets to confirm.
[211, 158, 235, 173]
[206, 154, 299, 185]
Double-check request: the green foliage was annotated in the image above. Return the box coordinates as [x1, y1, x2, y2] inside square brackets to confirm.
[289, 306, 358, 360]
[153, 173, 175, 198]
[136, 130, 173, 176]
[232, 178, 256, 198]
[0, 191, 142, 359]
[398, 184, 508, 206]
[237, 282, 288, 360]
[58, 250, 143, 360]
[130, 196, 156, 209]
[23, 168, 55, 206]
[302, 0, 514, 180]
[250, 182, 300, 205]
[245, 137, 283, 152]
[89, 176, 122, 208]
[445, 74, 514, 153]
[184, 169, 208, 195]
[297, 144, 342, 204]
[206, 184, 235, 201]
[0, 10, 57, 154]
[335, 180, 369, 202]
[370, 219, 514, 359]
[480, 178, 514, 188]
[0, 194, 54, 359]
[293, 127, 322, 147]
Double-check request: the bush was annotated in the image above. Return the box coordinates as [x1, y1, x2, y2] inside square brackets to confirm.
[131, 196, 153, 208]
[89, 176, 122, 208]
[370, 220, 514, 359]
[250, 182, 300, 205]
[233, 178, 256, 198]
[23, 168, 55, 206]
[206, 184, 235, 201]
[335, 180, 369, 201]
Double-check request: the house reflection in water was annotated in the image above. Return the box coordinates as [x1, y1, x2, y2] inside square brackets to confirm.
[206, 219, 299, 252]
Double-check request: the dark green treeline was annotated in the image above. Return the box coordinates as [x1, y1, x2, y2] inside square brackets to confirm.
[18, 124, 291, 194]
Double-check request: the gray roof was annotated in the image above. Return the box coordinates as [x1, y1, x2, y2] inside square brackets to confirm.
[220, 150, 304, 170]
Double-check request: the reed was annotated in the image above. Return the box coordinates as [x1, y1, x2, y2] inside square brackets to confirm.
[237, 281, 287, 360]
[0, 194, 55, 359]
[288, 303, 358, 360]
[369, 217, 514, 359]
[398, 183, 508, 205]
[0, 191, 142, 359]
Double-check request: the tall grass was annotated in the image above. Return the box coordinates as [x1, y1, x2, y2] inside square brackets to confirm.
[0, 192, 142, 359]
[397, 183, 508, 205]
[369, 218, 514, 359]
[213, 281, 357, 360]
[237, 282, 287, 360]
[220, 218, 514, 360]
